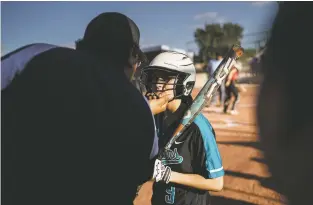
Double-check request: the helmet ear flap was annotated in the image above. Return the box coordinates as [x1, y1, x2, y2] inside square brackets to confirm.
[183, 81, 195, 96]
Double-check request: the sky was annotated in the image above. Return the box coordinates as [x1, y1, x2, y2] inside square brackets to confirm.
[1, 1, 278, 55]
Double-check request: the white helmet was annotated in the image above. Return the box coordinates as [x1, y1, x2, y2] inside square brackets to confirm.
[140, 51, 196, 99]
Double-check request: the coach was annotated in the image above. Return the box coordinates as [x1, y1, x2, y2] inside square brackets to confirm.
[2, 12, 157, 204]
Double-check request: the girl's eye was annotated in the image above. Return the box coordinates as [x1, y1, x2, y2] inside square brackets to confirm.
[158, 78, 166, 83]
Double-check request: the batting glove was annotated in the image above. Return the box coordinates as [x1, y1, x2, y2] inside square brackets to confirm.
[152, 159, 172, 184]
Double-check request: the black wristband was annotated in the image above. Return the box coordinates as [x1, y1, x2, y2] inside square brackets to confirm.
[163, 166, 172, 184]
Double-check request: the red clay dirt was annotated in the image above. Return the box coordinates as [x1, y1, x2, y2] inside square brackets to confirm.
[191, 85, 288, 205]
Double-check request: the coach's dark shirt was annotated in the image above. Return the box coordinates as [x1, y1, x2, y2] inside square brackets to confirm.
[2, 43, 155, 205]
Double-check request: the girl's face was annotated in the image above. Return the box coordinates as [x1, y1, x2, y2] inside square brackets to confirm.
[155, 77, 175, 100]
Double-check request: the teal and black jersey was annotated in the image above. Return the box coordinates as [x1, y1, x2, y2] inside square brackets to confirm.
[153, 97, 224, 205]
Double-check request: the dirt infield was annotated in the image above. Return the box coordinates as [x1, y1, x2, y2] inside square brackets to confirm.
[192, 85, 287, 205]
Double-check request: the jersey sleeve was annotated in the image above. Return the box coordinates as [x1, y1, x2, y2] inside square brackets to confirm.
[193, 114, 224, 179]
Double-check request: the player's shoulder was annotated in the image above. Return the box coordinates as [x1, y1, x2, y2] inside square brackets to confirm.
[191, 113, 216, 141]
[1, 43, 60, 90]
[21, 44, 109, 83]
[194, 113, 214, 131]
[1, 43, 57, 61]
[1, 42, 90, 73]
[30, 45, 96, 67]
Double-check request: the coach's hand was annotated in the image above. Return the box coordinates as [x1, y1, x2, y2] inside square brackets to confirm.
[147, 93, 170, 115]
[133, 181, 154, 205]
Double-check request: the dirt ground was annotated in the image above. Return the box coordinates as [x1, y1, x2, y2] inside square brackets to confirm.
[191, 85, 288, 205]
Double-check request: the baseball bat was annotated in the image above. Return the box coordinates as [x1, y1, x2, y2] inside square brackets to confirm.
[162, 45, 244, 151]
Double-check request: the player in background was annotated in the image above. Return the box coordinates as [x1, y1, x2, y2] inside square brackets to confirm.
[223, 63, 240, 115]
[134, 51, 224, 205]
[2, 12, 158, 205]
[206, 52, 225, 107]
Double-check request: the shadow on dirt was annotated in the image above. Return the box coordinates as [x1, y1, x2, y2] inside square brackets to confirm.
[225, 165, 277, 197]
[237, 75, 263, 84]
[219, 140, 278, 193]
[219, 186, 286, 204]
[223, 170, 286, 204]
[225, 170, 278, 192]
[208, 119, 257, 127]
[214, 129, 258, 137]
[217, 140, 286, 203]
[217, 141, 262, 151]
[211, 196, 256, 205]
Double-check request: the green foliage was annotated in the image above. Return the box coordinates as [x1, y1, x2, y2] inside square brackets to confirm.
[193, 55, 203, 63]
[240, 48, 257, 62]
[194, 22, 244, 63]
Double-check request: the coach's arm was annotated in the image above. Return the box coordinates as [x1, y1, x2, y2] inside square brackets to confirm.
[133, 180, 154, 205]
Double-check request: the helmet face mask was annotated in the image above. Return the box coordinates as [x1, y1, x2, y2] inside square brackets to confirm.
[140, 66, 192, 101]
[140, 51, 196, 101]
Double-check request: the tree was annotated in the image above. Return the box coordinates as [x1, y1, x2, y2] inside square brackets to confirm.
[194, 23, 244, 63]
[237, 48, 257, 66]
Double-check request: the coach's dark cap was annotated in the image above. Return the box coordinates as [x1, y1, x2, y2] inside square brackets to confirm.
[82, 12, 147, 63]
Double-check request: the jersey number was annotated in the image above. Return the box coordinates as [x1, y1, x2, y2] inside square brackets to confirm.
[165, 186, 175, 204]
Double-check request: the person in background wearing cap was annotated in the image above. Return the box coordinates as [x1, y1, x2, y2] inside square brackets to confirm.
[2, 12, 166, 205]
